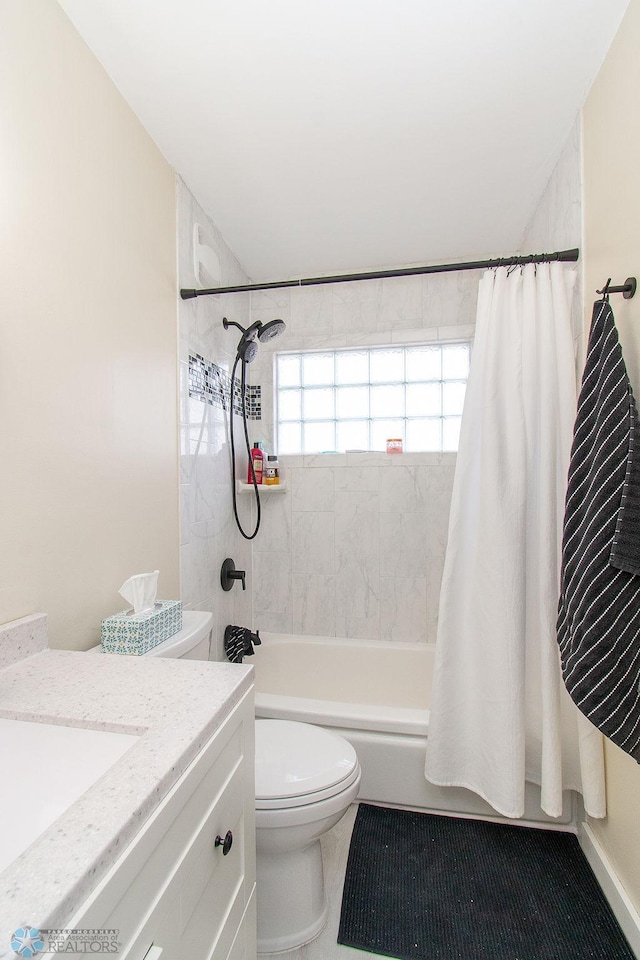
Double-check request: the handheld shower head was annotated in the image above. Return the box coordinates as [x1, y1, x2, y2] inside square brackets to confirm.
[222, 315, 287, 541]
[223, 317, 286, 363]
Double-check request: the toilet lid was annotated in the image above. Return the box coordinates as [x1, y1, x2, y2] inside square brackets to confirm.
[255, 720, 358, 805]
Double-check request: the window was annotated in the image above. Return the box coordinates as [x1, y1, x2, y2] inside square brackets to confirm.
[275, 342, 470, 454]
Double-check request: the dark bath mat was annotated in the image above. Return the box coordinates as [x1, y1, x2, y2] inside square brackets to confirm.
[338, 803, 635, 960]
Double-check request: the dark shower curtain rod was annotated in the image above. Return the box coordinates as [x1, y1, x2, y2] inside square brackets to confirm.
[180, 247, 580, 299]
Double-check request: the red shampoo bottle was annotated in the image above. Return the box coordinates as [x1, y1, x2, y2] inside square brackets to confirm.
[248, 442, 264, 484]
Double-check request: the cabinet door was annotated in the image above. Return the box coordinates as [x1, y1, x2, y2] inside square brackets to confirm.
[225, 890, 257, 960]
[68, 690, 255, 960]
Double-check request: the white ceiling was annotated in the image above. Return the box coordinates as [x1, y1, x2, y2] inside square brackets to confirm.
[57, 0, 628, 282]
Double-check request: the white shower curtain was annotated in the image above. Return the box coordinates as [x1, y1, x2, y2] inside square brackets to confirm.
[424, 262, 606, 820]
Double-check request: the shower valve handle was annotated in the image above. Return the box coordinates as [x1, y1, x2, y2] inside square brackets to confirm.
[220, 558, 246, 591]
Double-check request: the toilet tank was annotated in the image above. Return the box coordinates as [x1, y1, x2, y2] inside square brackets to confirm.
[144, 610, 214, 660]
[89, 611, 214, 660]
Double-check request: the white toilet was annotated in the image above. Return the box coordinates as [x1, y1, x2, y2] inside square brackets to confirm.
[255, 718, 360, 954]
[92, 612, 361, 953]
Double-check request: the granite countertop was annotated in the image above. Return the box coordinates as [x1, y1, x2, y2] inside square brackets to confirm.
[0, 617, 252, 950]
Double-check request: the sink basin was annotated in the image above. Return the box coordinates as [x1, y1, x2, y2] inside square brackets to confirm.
[0, 717, 139, 873]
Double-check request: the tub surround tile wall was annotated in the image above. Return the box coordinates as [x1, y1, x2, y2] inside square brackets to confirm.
[252, 454, 455, 642]
[247, 123, 584, 645]
[178, 122, 581, 650]
[248, 269, 476, 643]
[178, 180, 254, 659]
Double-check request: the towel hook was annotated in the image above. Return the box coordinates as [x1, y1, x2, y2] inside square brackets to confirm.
[597, 277, 636, 300]
[597, 278, 612, 301]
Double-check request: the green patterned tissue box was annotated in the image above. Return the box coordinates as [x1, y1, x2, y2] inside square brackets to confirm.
[101, 600, 182, 655]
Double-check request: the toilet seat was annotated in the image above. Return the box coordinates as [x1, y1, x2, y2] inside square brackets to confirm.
[255, 719, 359, 809]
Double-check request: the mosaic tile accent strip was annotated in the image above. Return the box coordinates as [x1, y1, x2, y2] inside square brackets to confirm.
[189, 353, 261, 420]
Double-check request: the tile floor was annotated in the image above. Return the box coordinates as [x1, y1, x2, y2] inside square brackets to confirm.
[260, 802, 388, 960]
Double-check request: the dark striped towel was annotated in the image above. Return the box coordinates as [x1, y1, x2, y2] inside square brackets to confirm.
[557, 299, 640, 761]
[224, 624, 261, 663]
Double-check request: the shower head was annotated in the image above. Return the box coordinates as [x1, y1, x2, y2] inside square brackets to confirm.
[223, 317, 286, 364]
[257, 318, 286, 343]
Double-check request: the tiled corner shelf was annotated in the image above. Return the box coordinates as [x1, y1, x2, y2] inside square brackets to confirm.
[236, 481, 287, 494]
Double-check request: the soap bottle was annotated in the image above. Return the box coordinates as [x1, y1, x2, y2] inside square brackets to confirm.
[264, 455, 280, 485]
[248, 442, 264, 484]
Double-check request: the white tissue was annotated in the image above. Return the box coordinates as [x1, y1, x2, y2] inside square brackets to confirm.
[118, 571, 159, 615]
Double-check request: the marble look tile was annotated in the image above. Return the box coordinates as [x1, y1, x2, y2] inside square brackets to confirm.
[424, 463, 456, 496]
[391, 326, 441, 343]
[331, 278, 382, 303]
[345, 452, 387, 467]
[291, 467, 335, 511]
[379, 512, 427, 578]
[179, 483, 192, 545]
[424, 465, 455, 557]
[379, 577, 428, 642]
[180, 521, 215, 608]
[188, 442, 218, 524]
[422, 270, 479, 328]
[177, 182, 256, 628]
[345, 330, 391, 347]
[335, 491, 379, 558]
[291, 511, 335, 575]
[233, 573, 253, 629]
[179, 428, 193, 483]
[334, 554, 380, 639]
[253, 551, 292, 616]
[378, 465, 426, 514]
[179, 360, 191, 425]
[376, 275, 423, 329]
[253, 493, 292, 554]
[254, 610, 294, 634]
[333, 466, 379, 493]
[251, 288, 291, 313]
[426, 555, 446, 644]
[289, 285, 333, 336]
[333, 299, 378, 338]
[301, 333, 349, 350]
[292, 575, 337, 636]
[209, 605, 230, 663]
[438, 323, 475, 341]
[304, 453, 347, 468]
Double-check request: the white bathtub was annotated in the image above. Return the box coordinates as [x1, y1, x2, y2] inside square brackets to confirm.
[252, 633, 575, 827]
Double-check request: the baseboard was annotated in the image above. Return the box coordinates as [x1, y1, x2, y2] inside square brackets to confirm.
[579, 821, 640, 958]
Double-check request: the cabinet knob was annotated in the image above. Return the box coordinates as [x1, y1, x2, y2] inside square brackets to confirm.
[215, 830, 233, 855]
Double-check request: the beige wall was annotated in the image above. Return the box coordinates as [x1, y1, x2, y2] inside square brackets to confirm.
[583, 0, 640, 913]
[0, 0, 179, 649]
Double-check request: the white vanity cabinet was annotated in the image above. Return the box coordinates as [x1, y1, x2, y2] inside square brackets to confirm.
[67, 689, 256, 960]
